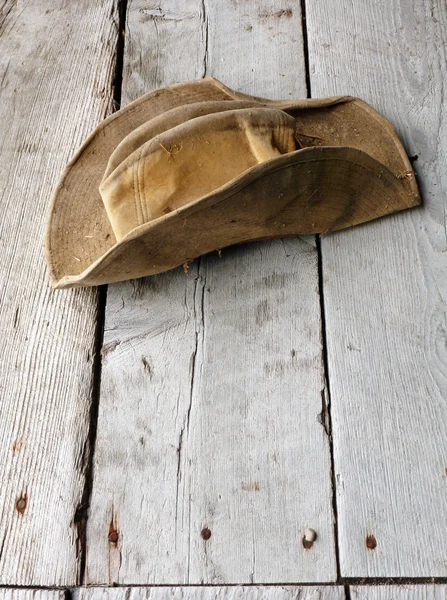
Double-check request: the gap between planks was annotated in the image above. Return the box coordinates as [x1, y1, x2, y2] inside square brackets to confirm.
[77, 0, 129, 585]
[3, 577, 447, 591]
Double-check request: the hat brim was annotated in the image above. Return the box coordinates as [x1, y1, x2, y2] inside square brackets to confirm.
[46, 78, 420, 289]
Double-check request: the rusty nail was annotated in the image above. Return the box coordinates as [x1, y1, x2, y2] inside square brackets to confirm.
[16, 494, 27, 514]
[108, 522, 119, 544]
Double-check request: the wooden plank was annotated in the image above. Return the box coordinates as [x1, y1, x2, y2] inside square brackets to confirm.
[0, 592, 65, 600]
[0, 0, 118, 585]
[77, 587, 344, 600]
[86, 0, 337, 585]
[185, 242, 335, 585]
[307, 0, 447, 578]
[351, 586, 447, 600]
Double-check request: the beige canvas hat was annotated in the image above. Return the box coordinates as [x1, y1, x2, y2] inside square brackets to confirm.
[46, 78, 420, 289]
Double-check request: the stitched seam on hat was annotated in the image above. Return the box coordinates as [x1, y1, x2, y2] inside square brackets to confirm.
[283, 113, 288, 151]
[133, 154, 143, 227]
[279, 111, 284, 150]
[138, 143, 148, 224]
[138, 154, 147, 224]
[280, 111, 287, 152]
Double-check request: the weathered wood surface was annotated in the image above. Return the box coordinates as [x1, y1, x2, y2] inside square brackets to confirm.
[4, 587, 447, 600]
[86, 0, 337, 585]
[0, 591, 65, 600]
[307, 0, 447, 578]
[0, 0, 118, 586]
[77, 587, 344, 600]
[351, 586, 447, 600]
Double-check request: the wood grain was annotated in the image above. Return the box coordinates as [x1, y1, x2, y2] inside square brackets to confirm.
[351, 586, 447, 600]
[0, 0, 117, 585]
[77, 587, 344, 600]
[0, 592, 65, 600]
[307, 0, 447, 578]
[86, 0, 337, 585]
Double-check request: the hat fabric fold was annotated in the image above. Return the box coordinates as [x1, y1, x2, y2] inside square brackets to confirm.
[100, 107, 297, 240]
[45, 78, 420, 289]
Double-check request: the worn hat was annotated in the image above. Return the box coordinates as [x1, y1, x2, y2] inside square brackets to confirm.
[46, 78, 420, 288]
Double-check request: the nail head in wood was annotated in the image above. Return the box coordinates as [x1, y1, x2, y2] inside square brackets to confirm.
[302, 527, 317, 549]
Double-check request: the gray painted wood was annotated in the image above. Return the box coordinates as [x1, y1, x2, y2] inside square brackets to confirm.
[0, 0, 118, 586]
[0, 592, 65, 600]
[86, 0, 337, 585]
[77, 587, 344, 600]
[351, 586, 447, 600]
[307, 0, 447, 578]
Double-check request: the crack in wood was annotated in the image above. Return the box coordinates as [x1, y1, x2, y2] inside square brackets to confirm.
[201, 0, 209, 78]
[316, 233, 341, 581]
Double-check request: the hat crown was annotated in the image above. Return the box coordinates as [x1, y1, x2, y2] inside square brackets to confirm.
[99, 105, 297, 241]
